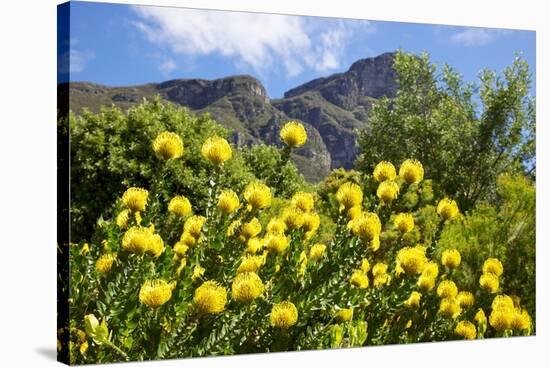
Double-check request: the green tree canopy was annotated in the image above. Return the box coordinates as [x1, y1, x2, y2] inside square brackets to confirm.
[356, 50, 535, 211]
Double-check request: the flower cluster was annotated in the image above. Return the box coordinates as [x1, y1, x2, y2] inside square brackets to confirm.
[479, 258, 503, 293]
[71, 122, 532, 365]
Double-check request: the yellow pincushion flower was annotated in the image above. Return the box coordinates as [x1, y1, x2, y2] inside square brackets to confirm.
[134, 211, 144, 226]
[243, 181, 272, 210]
[122, 187, 148, 212]
[80, 341, 89, 355]
[457, 291, 475, 308]
[372, 263, 388, 277]
[309, 244, 327, 261]
[201, 136, 232, 164]
[194, 280, 227, 314]
[404, 291, 422, 309]
[369, 236, 381, 252]
[394, 213, 414, 233]
[492, 295, 514, 311]
[139, 280, 176, 308]
[441, 249, 461, 269]
[173, 241, 189, 259]
[237, 255, 265, 273]
[510, 309, 531, 330]
[78, 243, 90, 255]
[417, 274, 436, 291]
[350, 212, 381, 240]
[231, 272, 264, 303]
[360, 259, 371, 273]
[122, 226, 164, 257]
[437, 280, 458, 299]
[147, 235, 165, 258]
[482, 258, 504, 277]
[176, 258, 187, 276]
[152, 131, 184, 160]
[336, 182, 363, 210]
[422, 262, 439, 279]
[489, 309, 513, 332]
[168, 195, 192, 217]
[335, 308, 353, 322]
[302, 212, 320, 234]
[436, 198, 459, 221]
[95, 254, 116, 274]
[265, 233, 290, 254]
[280, 121, 307, 148]
[282, 206, 305, 230]
[297, 251, 308, 276]
[376, 181, 399, 204]
[291, 191, 315, 212]
[180, 231, 197, 247]
[396, 246, 428, 275]
[399, 159, 424, 184]
[455, 321, 477, 340]
[217, 190, 240, 214]
[270, 301, 298, 329]
[266, 218, 286, 234]
[373, 161, 396, 182]
[479, 273, 499, 293]
[373, 274, 390, 288]
[75, 329, 87, 343]
[350, 270, 369, 288]
[439, 298, 461, 318]
[116, 209, 130, 229]
[226, 219, 242, 237]
[474, 308, 487, 326]
[184, 215, 206, 238]
[240, 218, 262, 240]
[245, 237, 264, 254]
[191, 265, 205, 282]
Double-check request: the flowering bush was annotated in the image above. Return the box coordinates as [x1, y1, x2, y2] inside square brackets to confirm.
[63, 113, 534, 365]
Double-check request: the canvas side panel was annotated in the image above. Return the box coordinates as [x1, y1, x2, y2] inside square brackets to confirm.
[57, 2, 70, 365]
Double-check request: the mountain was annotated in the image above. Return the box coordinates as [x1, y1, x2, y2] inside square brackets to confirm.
[62, 52, 398, 182]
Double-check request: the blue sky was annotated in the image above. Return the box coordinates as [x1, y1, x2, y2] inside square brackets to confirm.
[61, 1, 536, 98]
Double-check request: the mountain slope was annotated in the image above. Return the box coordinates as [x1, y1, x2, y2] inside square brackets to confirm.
[63, 52, 398, 181]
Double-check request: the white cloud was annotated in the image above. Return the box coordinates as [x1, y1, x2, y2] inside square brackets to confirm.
[131, 6, 370, 76]
[58, 38, 94, 75]
[159, 57, 176, 74]
[450, 28, 506, 47]
[70, 49, 94, 73]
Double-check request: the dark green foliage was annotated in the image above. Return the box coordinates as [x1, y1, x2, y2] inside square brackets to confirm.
[437, 174, 535, 320]
[70, 98, 260, 241]
[240, 144, 309, 198]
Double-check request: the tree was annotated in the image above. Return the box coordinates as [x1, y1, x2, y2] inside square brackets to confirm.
[356, 50, 535, 211]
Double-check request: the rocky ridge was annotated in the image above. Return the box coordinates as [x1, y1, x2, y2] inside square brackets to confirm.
[63, 52, 398, 181]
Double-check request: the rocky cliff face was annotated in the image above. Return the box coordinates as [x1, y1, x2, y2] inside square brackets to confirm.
[283, 52, 397, 109]
[158, 75, 269, 109]
[65, 52, 398, 181]
[275, 52, 397, 170]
